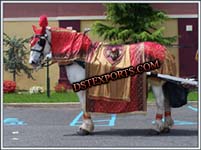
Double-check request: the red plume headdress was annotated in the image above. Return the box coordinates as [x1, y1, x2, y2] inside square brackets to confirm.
[39, 15, 48, 34]
[30, 15, 48, 46]
[32, 15, 48, 35]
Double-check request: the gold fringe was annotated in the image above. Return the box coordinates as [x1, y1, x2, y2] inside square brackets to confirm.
[87, 111, 147, 116]
[148, 50, 177, 85]
[153, 50, 177, 76]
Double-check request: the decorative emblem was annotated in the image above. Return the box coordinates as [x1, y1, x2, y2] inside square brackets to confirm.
[104, 46, 125, 65]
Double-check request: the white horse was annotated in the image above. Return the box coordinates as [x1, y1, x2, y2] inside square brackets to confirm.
[29, 25, 176, 135]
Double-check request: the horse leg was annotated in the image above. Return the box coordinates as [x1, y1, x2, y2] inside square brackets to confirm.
[76, 90, 94, 135]
[151, 84, 165, 134]
[163, 97, 174, 133]
[65, 64, 94, 135]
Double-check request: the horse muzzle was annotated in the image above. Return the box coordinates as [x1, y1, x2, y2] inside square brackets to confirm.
[29, 59, 40, 68]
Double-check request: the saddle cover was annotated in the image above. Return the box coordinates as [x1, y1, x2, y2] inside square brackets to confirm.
[86, 43, 147, 114]
[87, 44, 131, 102]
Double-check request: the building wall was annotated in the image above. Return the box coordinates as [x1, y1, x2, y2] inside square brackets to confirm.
[3, 19, 116, 91]
[3, 18, 179, 90]
[3, 3, 198, 18]
[80, 20, 107, 42]
[162, 19, 179, 76]
[151, 3, 198, 15]
[3, 21, 60, 90]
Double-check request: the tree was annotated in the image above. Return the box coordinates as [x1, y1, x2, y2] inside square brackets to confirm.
[3, 33, 34, 81]
[92, 3, 176, 45]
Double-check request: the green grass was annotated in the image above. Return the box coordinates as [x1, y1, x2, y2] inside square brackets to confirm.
[3, 90, 198, 103]
[187, 91, 198, 101]
[148, 91, 198, 102]
[3, 91, 79, 103]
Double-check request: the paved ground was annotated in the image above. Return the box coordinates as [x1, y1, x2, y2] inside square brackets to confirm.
[2, 103, 199, 149]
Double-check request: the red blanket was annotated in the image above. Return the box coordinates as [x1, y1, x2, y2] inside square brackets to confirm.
[49, 28, 166, 114]
[51, 27, 91, 63]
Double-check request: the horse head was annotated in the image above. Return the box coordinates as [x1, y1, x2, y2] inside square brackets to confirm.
[29, 15, 92, 69]
[29, 15, 52, 69]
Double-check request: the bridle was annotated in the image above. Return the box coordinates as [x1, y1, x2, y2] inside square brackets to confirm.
[30, 33, 53, 68]
[31, 34, 51, 51]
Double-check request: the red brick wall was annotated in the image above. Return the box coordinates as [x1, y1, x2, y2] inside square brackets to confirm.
[151, 3, 198, 15]
[3, 3, 198, 18]
[3, 3, 105, 18]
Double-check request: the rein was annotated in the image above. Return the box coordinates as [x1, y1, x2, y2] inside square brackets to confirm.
[41, 59, 55, 67]
[35, 59, 55, 71]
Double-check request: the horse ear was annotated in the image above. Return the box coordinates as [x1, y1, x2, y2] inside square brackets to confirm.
[32, 25, 37, 33]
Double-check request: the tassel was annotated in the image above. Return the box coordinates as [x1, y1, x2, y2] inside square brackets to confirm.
[144, 42, 166, 61]
[165, 111, 171, 117]
[156, 114, 163, 120]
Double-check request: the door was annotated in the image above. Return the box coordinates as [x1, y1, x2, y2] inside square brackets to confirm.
[178, 18, 198, 78]
[57, 20, 81, 89]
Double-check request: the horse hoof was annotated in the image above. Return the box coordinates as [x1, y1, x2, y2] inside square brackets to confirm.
[162, 127, 170, 133]
[77, 128, 90, 136]
[147, 129, 160, 136]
